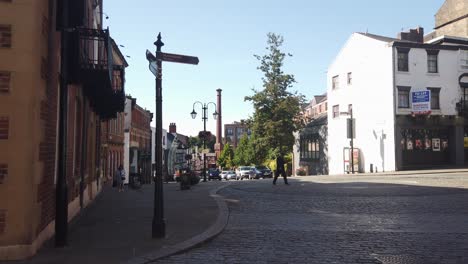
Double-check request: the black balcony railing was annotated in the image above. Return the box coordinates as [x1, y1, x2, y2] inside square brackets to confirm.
[67, 27, 125, 119]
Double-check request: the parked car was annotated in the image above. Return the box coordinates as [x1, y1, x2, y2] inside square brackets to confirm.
[254, 165, 273, 178]
[236, 166, 254, 180]
[220, 170, 237, 180]
[208, 168, 222, 181]
[250, 167, 264, 179]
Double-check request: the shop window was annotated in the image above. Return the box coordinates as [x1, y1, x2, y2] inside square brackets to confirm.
[397, 86, 411, 108]
[428, 87, 440, 110]
[300, 135, 320, 160]
[400, 128, 448, 152]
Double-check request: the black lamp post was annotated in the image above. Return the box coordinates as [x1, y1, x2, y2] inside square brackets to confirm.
[191, 101, 218, 182]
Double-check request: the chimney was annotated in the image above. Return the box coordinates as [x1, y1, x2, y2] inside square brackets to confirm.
[215, 89, 223, 158]
[169, 123, 176, 133]
[398, 27, 424, 43]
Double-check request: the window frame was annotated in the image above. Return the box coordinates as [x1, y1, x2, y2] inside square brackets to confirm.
[426, 50, 439, 73]
[397, 86, 411, 109]
[332, 105, 339, 118]
[397, 48, 410, 72]
[332, 75, 339, 90]
[347, 72, 352, 85]
[428, 87, 441, 110]
[299, 135, 320, 161]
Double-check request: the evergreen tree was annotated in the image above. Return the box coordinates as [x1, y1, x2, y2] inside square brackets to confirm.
[217, 143, 235, 169]
[245, 33, 305, 165]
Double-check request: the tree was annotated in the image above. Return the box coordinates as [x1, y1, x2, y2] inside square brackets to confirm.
[233, 134, 252, 166]
[245, 33, 305, 166]
[217, 143, 234, 169]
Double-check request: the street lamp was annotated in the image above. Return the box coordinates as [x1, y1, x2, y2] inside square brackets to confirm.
[340, 105, 355, 174]
[191, 101, 218, 182]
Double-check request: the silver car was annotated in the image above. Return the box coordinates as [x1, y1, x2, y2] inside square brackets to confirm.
[221, 170, 236, 180]
[236, 166, 254, 180]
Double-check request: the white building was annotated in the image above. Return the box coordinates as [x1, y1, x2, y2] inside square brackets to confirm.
[327, 28, 468, 175]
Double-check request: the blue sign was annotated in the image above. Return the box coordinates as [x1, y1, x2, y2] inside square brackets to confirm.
[411, 90, 431, 113]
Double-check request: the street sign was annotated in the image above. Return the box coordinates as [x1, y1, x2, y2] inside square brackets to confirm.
[146, 50, 158, 77]
[347, 118, 355, 139]
[161, 52, 199, 65]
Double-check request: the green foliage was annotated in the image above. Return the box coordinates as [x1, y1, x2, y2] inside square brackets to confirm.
[233, 134, 252, 166]
[245, 33, 305, 163]
[217, 143, 235, 169]
[296, 167, 307, 176]
[188, 134, 216, 152]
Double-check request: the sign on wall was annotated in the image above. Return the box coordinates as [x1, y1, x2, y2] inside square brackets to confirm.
[411, 90, 431, 114]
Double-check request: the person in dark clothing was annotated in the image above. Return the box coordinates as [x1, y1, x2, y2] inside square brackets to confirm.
[273, 156, 289, 185]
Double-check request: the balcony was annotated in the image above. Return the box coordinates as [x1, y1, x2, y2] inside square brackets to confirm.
[69, 27, 125, 119]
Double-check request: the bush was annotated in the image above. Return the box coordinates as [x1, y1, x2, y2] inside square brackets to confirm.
[296, 167, 307, 176]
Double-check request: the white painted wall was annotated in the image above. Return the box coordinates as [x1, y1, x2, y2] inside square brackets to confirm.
[327, 33, 396, 175]
[395, 48, 466, 116]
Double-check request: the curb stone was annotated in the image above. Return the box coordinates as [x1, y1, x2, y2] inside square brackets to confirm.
[122, 182, 231, 264]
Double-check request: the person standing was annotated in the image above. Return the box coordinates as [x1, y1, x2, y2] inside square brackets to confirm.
[115, 165, 126, 192]
[273, 155, 289, 185]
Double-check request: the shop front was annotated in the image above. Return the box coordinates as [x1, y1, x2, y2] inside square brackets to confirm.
[395, 116, 464, 170]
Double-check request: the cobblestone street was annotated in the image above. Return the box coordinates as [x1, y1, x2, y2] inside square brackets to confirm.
[153, 174, 468, 264]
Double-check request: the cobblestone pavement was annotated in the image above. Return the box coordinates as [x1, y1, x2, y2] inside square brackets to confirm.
[153, 174, 468, 264]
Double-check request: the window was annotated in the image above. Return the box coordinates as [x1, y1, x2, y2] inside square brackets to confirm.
[347, 72, 352, 85]
[237, 128, 243, 135]
[227, 128, 233, 135]
[397, 86, 411, 108]
[332, 75, 339, 90]
[348, 104, 353, 114]
[0, 71, 11, 94]
[397, 48, 409, 72]
[428, 87, 440, 110]
[325, 102, 328, 111]
[0, 116, 8, 139]
[0, 25, 11, 48]
[332, 105, 339, 118]
[300, 135, 320, 160]
[427, 50, 439, 73]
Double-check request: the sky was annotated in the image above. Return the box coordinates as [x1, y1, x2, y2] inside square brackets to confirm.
[104, 0, 445, 137]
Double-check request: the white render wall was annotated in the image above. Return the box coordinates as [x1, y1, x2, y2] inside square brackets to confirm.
[327, 33, 396, 175]
[395, 48, 466, 116]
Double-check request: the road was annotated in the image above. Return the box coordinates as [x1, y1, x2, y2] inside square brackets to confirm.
[153, 173, 468, 264]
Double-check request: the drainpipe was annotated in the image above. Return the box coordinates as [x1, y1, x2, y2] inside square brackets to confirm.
[55, 0, 70, 247]
[79, 97, 88, 208]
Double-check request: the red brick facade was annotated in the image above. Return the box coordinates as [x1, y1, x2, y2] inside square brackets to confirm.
[101, 112, 125, 182]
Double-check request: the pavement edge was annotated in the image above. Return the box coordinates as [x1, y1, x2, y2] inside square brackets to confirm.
[122, 182, 231, 264]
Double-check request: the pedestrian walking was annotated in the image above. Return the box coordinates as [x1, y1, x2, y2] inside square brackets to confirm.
[273, 156, 289, 185]
[114, 165, 126, 192]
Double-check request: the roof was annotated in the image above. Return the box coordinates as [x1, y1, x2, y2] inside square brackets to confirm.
[357, 32, 400, 43]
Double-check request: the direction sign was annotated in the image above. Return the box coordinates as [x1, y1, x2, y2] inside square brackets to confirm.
[146, 50, 158, 77]
[161, 52, 199, 65]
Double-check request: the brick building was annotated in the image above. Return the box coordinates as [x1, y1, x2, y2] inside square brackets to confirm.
[124, 96, 153, 185]
[224, 121, 250, 148]
[0, 0, 126, 260]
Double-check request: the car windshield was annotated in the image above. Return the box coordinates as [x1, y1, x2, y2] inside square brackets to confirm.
[239, 166, 250, 170]
[256, 166, 267, 170]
